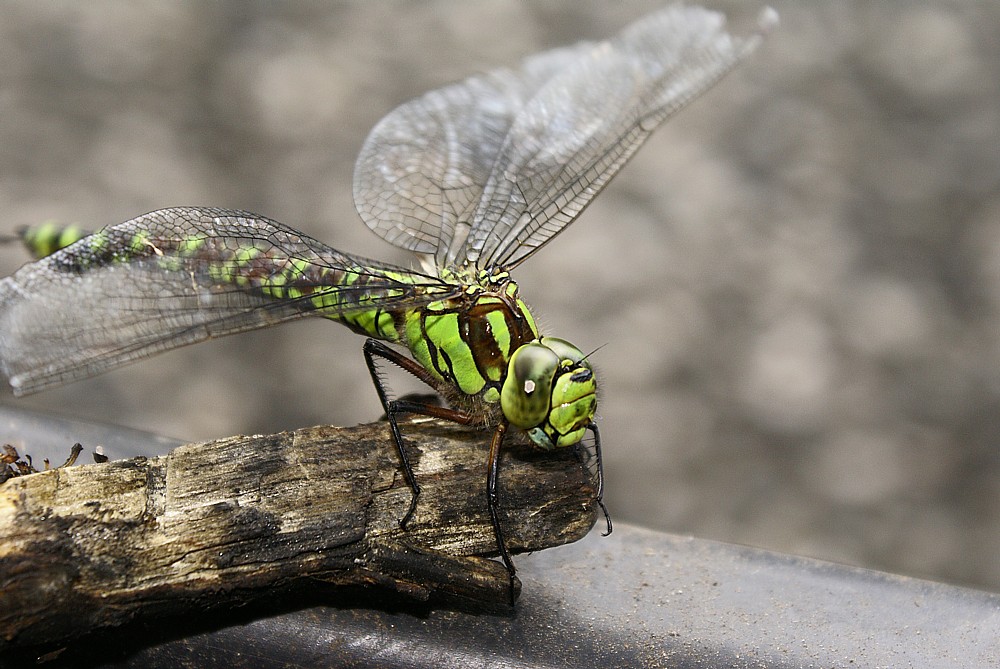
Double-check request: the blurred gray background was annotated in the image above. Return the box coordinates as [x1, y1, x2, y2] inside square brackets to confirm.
[2, 1, 999, 593]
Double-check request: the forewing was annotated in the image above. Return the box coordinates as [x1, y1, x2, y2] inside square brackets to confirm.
[0, 207, 452, 395]
[353, 5, 772, 271]
[353, 61, 546, 268]
[470, 5, 773, 270]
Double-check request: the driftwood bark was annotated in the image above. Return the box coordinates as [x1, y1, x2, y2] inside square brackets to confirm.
[0, 418, 599, 650]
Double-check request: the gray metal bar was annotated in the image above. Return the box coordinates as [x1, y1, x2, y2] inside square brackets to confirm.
[18, 525, 997, 668]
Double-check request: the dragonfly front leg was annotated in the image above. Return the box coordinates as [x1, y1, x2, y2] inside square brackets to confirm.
[486, 419, 518, 605]
[365, 338, 519, 604]
[363, 338, 478, 527]
[584, 422, 613, 537]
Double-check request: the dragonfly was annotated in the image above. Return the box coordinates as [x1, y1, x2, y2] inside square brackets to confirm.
[0, 4, 774, 600]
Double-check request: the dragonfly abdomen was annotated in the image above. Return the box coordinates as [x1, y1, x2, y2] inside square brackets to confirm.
[61, 211, 432, 327]
[12, 221, 89, 259]
[329, 306, 401, 341]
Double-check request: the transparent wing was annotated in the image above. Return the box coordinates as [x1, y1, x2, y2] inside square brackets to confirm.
[353, 5, 774, 271]
[353, 62, 546, 266]
[0, 207, 454, 395]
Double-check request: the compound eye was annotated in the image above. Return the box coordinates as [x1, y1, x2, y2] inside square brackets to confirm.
[539, 336, 588, 367]
[501, 343, 559, 429]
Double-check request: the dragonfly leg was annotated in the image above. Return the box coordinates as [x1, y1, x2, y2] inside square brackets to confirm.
[365, 338, 518, 603]
[585, 422, 613, 536]
[363, 338, 477, 527]
[486, 420, 518, 605]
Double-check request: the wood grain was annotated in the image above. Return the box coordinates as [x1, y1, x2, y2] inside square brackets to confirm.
[0, 418, 599, 649]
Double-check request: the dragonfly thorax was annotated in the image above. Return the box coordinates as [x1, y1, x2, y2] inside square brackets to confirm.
[400, 277, 594, 448]
[403, 276, 537, 398]
[501, 337, 597, 450]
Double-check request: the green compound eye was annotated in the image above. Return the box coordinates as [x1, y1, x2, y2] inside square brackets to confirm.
[539, 336, 586, 366]
[501, 338, 598, 450]
[501, 342, 559, 429]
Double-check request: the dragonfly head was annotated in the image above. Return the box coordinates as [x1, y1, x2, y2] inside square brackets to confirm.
[500, 337, 597, 450]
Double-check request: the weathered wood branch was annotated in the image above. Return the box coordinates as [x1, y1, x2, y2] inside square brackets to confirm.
[0, 418, 599, 649]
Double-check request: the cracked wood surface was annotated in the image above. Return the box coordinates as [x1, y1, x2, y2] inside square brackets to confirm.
[0, 418, 598, 649]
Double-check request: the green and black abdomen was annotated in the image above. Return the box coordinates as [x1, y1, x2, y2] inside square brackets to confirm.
[43, 209, 430, 326]
[0, 207, 457, 395]
[15, 221, 90, 259]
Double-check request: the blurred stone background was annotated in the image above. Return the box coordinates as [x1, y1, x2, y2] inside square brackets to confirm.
[1, 1, 998, 592]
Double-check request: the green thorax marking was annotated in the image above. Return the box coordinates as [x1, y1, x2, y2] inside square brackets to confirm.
[394, 275, 538, 403]
[328, 272, 540, 403]
[300, 264, 538, 403]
